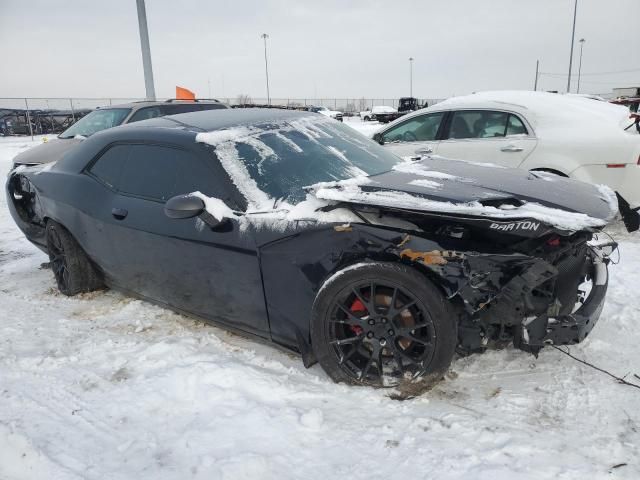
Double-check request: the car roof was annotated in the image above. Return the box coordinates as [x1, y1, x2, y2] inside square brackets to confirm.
[392, 90, 631, 130]
[118, 108, 318, 134]
[97, 100, 227, 111]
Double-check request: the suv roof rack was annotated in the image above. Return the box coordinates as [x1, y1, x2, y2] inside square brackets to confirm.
[164, 98, 221, 103]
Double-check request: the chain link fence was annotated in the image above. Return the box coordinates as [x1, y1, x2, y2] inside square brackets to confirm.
[0, 96, 446, 137]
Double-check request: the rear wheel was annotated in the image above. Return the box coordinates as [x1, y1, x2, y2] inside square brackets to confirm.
[46, 220, 103, 296]
[311, 262, 457, 387]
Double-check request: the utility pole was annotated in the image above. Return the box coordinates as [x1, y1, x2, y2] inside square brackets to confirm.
[566, 0, 578, 93]
[577, 38, 585, 93]
[261, 33, 271, 105]
[534, 59, 539, 91]
[136, 0, 156, 100]
[409, 57, 414, 97]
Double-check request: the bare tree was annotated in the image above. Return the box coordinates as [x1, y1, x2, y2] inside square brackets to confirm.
[358, 97, 368, 112]
[235, 93, 253, 105]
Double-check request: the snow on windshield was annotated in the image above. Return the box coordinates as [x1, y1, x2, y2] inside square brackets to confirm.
[195, 115, 397, 210]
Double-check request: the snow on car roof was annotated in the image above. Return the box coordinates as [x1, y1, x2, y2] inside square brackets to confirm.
[428, 90, 632, 132]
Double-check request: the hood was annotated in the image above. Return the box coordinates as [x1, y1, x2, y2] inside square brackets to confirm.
[11, 138, 82, 166]
[310, 156, 618, 232]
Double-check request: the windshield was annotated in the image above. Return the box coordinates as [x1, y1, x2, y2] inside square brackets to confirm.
[59, 108, 131, 138]
[198, 116, 400, 207]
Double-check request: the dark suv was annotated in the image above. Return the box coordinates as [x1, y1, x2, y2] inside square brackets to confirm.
[11, 99, 229, 168]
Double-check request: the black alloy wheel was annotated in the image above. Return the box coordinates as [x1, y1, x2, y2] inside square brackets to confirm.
[311, 262, 457, 387]
[329, 280, 435, 384]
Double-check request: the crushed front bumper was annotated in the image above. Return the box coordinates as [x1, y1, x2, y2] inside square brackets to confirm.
[520, 246, 609, 352]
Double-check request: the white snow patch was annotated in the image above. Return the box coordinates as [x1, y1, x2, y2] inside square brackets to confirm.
[409, 179, 442, 189]
[312, 181, 608, 231]
[191, 191, 237, 221]
[596, 184, 619, 212]
[393, 160, 464, 181]
[274, 131, 303, 153]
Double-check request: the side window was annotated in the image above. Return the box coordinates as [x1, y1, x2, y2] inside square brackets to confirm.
[128, 107, 163, 123]
[381, 112, 444, 143]
[88, 144, 128, 189]
[506, 114, 528, 136]
[160, 104, 202, 115]
[117, 145, 217, 201]
[447, 111, 509, 139]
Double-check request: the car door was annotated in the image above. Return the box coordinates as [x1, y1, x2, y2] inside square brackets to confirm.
[378, 111, 445, 159]
[85, 142, 270, 337]
[436, 109, 538, 167]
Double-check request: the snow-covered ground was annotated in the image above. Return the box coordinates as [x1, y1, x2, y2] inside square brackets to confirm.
[343, 115, 382, 138]
[1, 133, 640, 480]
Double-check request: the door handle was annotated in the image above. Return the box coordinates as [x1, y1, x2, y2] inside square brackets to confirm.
[501, 145, 524, 152]
[111, 207, 128, 220]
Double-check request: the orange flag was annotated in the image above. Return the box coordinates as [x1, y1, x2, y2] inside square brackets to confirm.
[176, 86, 196, 101]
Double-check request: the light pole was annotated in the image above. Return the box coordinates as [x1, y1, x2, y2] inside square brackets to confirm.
[135, 0, 156, 100]
[409, 57, 414, 97]
[577, 38, 586, 93]
[566, 0, 578, 93]
[261, 33, 271, 105]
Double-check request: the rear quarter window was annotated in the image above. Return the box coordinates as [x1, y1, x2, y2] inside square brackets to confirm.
[87, 144, 128, 188]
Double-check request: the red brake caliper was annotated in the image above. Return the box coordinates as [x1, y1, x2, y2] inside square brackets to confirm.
[349, 298, 366, 335]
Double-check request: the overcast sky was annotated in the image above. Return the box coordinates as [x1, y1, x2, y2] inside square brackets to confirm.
[1, 0, 638, 101]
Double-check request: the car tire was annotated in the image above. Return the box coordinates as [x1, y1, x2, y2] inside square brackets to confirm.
[310, 261, 457, 387]
[45, 220, 103, 296]
[363, 116, 370, 122]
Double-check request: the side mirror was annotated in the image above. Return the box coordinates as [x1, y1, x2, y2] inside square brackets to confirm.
[164, 194, 205, 219]
[373, 132, 384, 145]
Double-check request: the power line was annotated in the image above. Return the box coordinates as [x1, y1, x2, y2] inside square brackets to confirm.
[539, 67, 640, 77]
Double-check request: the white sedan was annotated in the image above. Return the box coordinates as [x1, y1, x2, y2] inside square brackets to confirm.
[373, 91, 640, 207]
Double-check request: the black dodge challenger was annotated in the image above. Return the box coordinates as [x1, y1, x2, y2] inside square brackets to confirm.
[6, 109, 631, 387]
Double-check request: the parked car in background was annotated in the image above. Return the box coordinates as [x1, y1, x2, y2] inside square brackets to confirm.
[373, 90, 640, 209]
[7, 108, 629, 387]
[11, 99, 229, 168]
[398, 97, 427, 113]
[308, 106, 343, 121]
[360, 105, 402, 123]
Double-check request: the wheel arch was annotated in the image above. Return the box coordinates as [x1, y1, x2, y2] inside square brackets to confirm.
[259, 225, 467, 359]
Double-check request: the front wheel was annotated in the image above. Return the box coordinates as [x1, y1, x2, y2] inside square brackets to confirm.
[311, 262, 457, 387]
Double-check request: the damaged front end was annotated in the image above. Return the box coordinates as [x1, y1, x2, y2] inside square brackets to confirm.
[385, 219, 615, 357]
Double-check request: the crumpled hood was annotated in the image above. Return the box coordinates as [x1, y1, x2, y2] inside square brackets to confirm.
[310, 156, 618, 232]
[12, 138, 82, 166]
